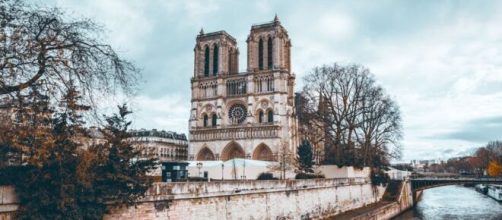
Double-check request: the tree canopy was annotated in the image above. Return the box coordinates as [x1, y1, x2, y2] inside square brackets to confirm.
[0, 0, 138, 105]
[0, 1, 156, 219]
[300, 63, 402, 169]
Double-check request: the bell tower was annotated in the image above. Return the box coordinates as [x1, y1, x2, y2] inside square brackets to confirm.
[194, 29, 239, 78]
[247, 15, 291, 73]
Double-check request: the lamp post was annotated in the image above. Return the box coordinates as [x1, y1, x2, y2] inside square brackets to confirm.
[242, 159, 246, 180]
[221, 163, 224, 180]
[196, 162, 203, 178]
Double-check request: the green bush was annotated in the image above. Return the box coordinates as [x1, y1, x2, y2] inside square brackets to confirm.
[257, 172, 278, 180]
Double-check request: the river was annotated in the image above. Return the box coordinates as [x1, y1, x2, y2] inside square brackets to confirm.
[394, 185, 502, 220]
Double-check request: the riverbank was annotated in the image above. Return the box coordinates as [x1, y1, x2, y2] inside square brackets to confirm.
[329, 180, 414, 220]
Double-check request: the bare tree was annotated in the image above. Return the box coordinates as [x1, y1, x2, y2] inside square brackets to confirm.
[267, 140, 296, 179]
[301, 63, 402, 169]
[0, 0, 138, 106]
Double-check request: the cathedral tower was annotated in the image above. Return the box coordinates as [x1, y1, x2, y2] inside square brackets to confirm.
[194, 30, 239, 77]
[189, 16, 298, 162]
[247, 15, 291, 72]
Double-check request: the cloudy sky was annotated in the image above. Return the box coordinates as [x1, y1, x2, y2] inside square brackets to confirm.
[45, 0, 502, 161]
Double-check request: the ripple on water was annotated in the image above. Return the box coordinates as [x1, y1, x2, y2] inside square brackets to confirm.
[393, 185, 502, 220]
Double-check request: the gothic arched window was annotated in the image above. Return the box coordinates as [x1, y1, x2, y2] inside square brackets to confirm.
[203, 114, 209, 127]
[258, 38, 264, 70]
[258, 110, 264, 123]
[213, 44, 219, 76]
[212, 114, 217, 127]
[267, 110, 274, 123]
[267, 37, 273, 69]
[204, 46, 210, 77]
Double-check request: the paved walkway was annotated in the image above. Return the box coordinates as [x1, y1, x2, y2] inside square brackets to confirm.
[326, 200, 394, 220]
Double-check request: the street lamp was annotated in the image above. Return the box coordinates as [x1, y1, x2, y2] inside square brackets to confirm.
[196, 162, 203, 178]
[221, 163, 224, 180]
[242, 159, 246, 180]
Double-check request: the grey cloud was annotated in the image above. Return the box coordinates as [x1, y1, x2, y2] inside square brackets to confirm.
[437, 116, 502, 143]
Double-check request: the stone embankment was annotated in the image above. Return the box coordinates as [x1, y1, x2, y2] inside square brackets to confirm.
[330, 180, 414, 220]
[1, 178, 386, 220]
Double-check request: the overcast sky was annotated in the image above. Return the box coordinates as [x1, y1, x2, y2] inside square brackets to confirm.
[45, 0, 502, 161]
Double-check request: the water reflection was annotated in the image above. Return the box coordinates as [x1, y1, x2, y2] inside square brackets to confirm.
[394, 185, 502, 220]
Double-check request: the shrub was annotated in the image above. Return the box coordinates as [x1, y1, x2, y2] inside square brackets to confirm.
[257, 172, 278, 180]
[295, 172, 325, 179]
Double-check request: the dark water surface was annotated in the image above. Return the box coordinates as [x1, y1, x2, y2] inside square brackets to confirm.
[394, 185, 502, 220]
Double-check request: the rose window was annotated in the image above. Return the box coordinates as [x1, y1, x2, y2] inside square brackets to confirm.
[228, 104, 247, 124]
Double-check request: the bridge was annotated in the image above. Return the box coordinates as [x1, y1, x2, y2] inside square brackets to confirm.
[411, 177, 502, 191]
[407, 177, 502, 205]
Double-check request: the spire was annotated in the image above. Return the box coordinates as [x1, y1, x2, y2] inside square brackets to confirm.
[274, 14, 280, 24]
[199, 28, 204, 35]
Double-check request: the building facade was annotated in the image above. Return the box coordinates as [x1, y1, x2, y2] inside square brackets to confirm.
[129, 129, 188, 162]
[189, 16, 299, 162]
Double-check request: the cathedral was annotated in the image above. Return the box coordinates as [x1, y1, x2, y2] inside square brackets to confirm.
[188, 16, 299, 162]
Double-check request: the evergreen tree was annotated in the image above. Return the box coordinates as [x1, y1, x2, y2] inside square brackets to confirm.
[297, 140, 314, 173]
[90, 104, 157, 207]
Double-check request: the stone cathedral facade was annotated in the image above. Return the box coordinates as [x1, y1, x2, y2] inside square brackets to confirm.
[188, 16, 299, 161]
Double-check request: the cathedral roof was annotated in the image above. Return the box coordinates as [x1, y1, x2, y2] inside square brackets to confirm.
[197, 30, 237, 44]
[251, 15, 283, 30]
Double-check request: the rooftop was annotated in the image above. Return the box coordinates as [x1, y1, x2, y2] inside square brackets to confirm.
[129, 128, 187, 140]
[197, 30, 237, 43]
[251, 15, 281, 30]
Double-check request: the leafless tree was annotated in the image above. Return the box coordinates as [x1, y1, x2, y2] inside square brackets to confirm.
[301, 63, 402, 169]
[267, 140, 296, 179]
[0, 0, 138, 106]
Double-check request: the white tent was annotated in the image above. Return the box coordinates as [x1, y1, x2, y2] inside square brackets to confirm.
[187, 159, 281, 180]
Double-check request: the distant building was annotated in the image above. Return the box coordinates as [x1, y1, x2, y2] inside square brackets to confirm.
[386, 167, 412, 180]
[129, 129, 189, 181]
[410, 159, 444, 172]
[129, 129, 188, 162]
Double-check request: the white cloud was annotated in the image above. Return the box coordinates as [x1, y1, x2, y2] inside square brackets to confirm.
[130, 95, 190, 134]
[317, 13, 356, 41]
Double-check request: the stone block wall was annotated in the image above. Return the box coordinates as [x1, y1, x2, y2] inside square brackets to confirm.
[0, 178, 386, 220]
[105, 178, 385, 220]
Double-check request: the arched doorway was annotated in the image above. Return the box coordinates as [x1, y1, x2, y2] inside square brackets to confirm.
[252, 143, 274, 161]
[221, 141, 245, 161]
[196, 147, 215, 161]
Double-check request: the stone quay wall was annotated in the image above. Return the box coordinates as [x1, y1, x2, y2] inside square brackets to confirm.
[1, 178, 386, 220]
[105, 178, 385, 220]
[351, 180, 414, 220]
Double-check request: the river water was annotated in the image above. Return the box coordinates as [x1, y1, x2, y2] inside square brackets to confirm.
[394, 185, 502, 220]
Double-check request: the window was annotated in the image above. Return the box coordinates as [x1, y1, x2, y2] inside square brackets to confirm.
[204, 46, 210, 77]
[267, 37, 273, 69]
[267, 110, 274, 123]
[259, 111, 264, 123]
[228, 104, 247, 124]
[203, 114, 208, 127]
[255, 76, 274, 93]
[256, 78, 263, 92]
[266, 77, 274, 91]
[212, 114, 217, 127]
[213, 44, 219, 76]
[226, 78, 247, 96]
[199, 82, 217, 98]
[258, 38, 264, 70]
